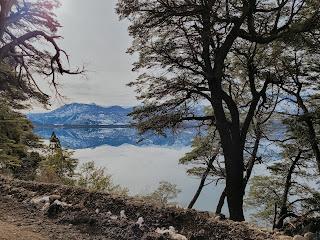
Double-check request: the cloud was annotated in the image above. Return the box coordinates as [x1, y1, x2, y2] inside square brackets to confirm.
[32, 0, 138, 111]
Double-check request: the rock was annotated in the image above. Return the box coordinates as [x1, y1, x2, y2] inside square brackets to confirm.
[41, 202, 50, 212]
[293, 235, 305, 240]
[49, 195, 61, 202]
[136, 217, 144, 228]
[106, 211, 112, 216]
[277, 235, 293, 240]
[120, 210, 127, 219]
[155, 226, 187, 240]
[304, 232, 315, 240]
[110, 215, 118, 220]
[53, 200, 72, 207]
[30, 196, 50, 205]
[95, 208, 100, 214]
[46, 202, 63, 218]
[171, 233, 188, 240]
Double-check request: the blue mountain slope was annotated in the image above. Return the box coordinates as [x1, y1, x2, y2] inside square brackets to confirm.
[27, 103, 133, 126]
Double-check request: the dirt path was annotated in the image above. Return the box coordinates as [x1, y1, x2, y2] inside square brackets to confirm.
[0, 195, 96, 240]
[0, 220, 45, 240]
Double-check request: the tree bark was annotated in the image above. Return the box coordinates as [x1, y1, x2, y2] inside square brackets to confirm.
[275, 151, 302, 229]
[297, 96, 320, 174]
[215, 126, 261, 215]
[202, 7, 247, 221]
[224, 150, 245, 221]
[216, 188, 226, 214]
[188, 156, 216, 209]
[244, 126, 262, 189]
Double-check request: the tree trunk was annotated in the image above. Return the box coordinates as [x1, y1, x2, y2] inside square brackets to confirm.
[212, 102, 245, 221]
[297, 96, 320, 174]
[215, 127, 261, 215]
[224, 148, 245, 221]
[304, 117, 320, 173]
[216, 188, 226, 214]
[244, 127, 261, 189]
[275, 151, 302, 229]
[188, 156, 216, 209]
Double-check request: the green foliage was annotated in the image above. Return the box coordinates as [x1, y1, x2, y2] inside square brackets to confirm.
[246, 118, 320, 226]
[180, 127, 224, 180]
[38, 147, 78, 185]
[0, 102, 41, 175]
[142, 181, 181, 206]
[246, 175, 284, 223]
[75, 161, 128, 195]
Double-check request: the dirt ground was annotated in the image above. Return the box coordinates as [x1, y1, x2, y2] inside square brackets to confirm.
[0, 175, 278, 240]
[0, 220, 45, 240]
[0, 194, 98, 240]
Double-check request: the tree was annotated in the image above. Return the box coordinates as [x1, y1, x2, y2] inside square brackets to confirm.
[179, 127, 223, 210]
[247, 118, 320, 230]
[117, 0, 320, 221]
[0, 100, 41, 177]
[76, 161, 128, 195]
[181, 113, 265, 213]
[142, 181, 181, 206]
[272, 44, 320, 174]
[38, 135, 77, 185]
[0, 0, 81, 107]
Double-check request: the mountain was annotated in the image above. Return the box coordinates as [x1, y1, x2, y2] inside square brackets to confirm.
[27, 103, 133, 126]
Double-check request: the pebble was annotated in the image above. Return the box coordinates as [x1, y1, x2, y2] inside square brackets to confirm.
[277, 235, 293, 240]
[136, 217, 144, 228]
[304, 232, 315, 240]
[120, 210, 127, 219]
[110, 215, 118, 220]
[293, 235, 305, 240]
[49, 195, 61, 202]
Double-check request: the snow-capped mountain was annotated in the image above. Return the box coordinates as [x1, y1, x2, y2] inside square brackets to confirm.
[27, 103, 133, 126]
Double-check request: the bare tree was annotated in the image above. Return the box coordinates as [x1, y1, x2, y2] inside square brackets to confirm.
[0, 0, 82, 106]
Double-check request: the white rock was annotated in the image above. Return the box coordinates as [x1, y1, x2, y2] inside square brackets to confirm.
[171, 232, 188, 240]
[304, 232, 315, 240]
[293, 235, 305, 240]
[31, 196, 50, 205]
[106, 211, 112, 216]
[49, 195, 61, 202]
[120, 210, 127, 219]
[155, 226, 187, 240]
[155, 227, 170, 235]
[41, 202, 50, 211]
[53, 200, 72, 207]
[110, 215, 118, 220]
[95, 209, 100, 214]
[136, 217, 144, 228]
[277, 236, 293, 240]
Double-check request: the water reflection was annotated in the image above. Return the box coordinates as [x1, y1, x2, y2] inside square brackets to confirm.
[74, 144, 225, 212]
[34, 127, 196, 149]
[34, 127, 225, 212]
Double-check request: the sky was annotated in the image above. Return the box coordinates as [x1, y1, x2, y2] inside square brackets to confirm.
[32, 0, 138, 111]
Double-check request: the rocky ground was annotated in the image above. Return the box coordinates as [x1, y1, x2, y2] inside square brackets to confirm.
[0, 176, 312, 240]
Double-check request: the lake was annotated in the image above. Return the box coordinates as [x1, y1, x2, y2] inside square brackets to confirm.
[34, 126, 227, 213]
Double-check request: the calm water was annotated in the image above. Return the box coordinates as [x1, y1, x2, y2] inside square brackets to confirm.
[34, 126, 227, 213]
